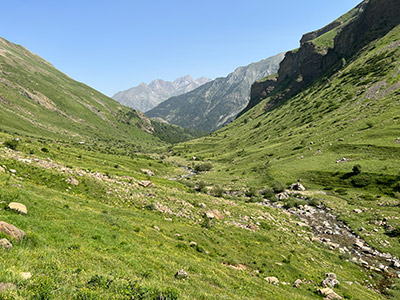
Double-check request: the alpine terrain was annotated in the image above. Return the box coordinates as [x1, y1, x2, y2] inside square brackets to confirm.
[0, 0, 399, 299]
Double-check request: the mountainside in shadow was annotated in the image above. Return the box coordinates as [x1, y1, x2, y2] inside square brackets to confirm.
[146, 53, 285, 132]
[112, 75, 211, 112]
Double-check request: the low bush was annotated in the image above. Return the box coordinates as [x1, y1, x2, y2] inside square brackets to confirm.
[194, 162, 213, 172]
[272, 181, 285, 193]
[3, 139, 19, 150]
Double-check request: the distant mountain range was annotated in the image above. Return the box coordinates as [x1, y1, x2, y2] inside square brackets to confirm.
[112, 75, 211, 112]
[146, 53, 285, 132]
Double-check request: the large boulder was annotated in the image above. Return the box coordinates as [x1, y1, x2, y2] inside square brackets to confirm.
[318, 287, 342, 300]
[288, 183, 306, 191]
[0, 221, 26, 241]
[8, 202, 27, 215]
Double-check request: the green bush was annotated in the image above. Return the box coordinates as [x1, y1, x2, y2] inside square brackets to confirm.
[352, 164, 362, 175]
[351, 175, 371, 187]
[245, 187, 258, 198]
[3, 139, 19, 150]
[272, 181, 285, 193]
[212, 185, 224, 197]
[194, 162, 213, 172]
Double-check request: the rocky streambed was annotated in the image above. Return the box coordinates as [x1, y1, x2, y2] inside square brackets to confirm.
[262, 198, 400, 277]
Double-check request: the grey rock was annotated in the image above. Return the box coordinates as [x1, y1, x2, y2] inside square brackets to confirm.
[175, 269, 189, 279]
[322, 273, 339, 288]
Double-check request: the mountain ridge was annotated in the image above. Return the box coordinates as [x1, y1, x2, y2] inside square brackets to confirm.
[112, 75, 211, 112]
[146, 53, 285, 132]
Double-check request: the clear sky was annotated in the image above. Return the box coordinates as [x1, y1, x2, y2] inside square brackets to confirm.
[1, 0, 361, 96]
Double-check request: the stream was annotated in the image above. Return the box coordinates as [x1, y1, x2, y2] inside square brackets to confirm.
[262, 199, 400, 276]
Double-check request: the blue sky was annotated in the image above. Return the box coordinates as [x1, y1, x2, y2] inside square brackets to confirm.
[1, 0, 361, 96]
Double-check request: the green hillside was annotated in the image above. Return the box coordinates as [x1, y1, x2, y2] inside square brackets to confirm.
[1, 1, 400, 299]
[174, 23, 400, 286]
[0, 37, 199, 150]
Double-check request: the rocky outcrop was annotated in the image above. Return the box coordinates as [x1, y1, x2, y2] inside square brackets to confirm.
[244, 0, 400, 114]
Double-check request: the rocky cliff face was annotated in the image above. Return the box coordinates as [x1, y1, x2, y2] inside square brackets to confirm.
[112, 75, 211, 112]
[244, 0, 400, 114]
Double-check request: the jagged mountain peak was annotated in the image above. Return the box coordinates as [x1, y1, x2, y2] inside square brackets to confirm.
[112, 75, 211, 112]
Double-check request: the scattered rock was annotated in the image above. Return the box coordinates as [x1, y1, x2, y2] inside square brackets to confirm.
[0, 221, 26, 241]
[318, 287, 342, 300]
[336, 157, 348, 163]
[276, 192, 289, 200]
[205, 210, 224, 220]
[175, 269, 189, 280]
[8, 202, 27, 215]
[352, 209, 362, 214]
[20, 272, 32, 280]
[66, 177, 79, 186]
[0, 282, 17, 292]
[0, 238, 12, 250]
[199, 203, 207, 208]
[289, 183, 306, 191]
[264, 276, 279, 285]
[153, 226, 160, 231]
[141, 169, 154, 176]
[322, 273, 339, 288]
[9, 169, 16, 174]
[392, 260, 400, 268]
[0, 166, 5, 173]
[189, 241, 197, 247]
[246, 223, 260, 231]
[139, 180, 154, 187]
[293, 279, 302, 288]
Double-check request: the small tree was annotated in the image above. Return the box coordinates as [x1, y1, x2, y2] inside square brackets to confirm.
[352, 164, 362, 175]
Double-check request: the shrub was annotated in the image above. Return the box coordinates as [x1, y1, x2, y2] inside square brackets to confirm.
[245, 187, 258, 198]
[87, 274, 113, 289]
[144, 203, 156, 211]
[196, 180, 207, 192]
[261, 188, 275, 199]
[194, 162, 213, 172]
[3, 139, 18, 150]
[351, 175, 370, 187]
[41, 147, 49, 153]
[212, 185, 224, 197]
[272, 181, 285, 193]
[352, 164, 362, 175]
[309, 198, 322, 207]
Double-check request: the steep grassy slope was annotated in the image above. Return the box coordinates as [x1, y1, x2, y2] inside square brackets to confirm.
[173, 24, 400, 273]
[0, 38, 199, 149]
